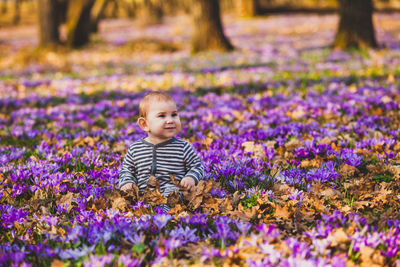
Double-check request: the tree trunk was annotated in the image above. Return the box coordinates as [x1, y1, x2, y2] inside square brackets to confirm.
[12, 0, 20, 24]
[66, 0, 95, 48]
[236, 0, 259, 17]
[90, 0, 109, 32]
[37, 0, 60, 47]
[334, 0, 377, 49]
[191, 0, 234, 53]
[58, 0, 68, 24]
[109, 0, 118, 18]
[1, 0, 7, 14]
[119, 0, 136, 18]
[137, 0, 163, 27]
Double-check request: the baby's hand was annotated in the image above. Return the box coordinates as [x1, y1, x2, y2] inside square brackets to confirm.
[120, 183, 134, 192]
[180, 177, 196, 191]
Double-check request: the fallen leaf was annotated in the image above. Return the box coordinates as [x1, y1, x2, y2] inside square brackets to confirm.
[169, 173, 181, 187]
[320, 188, 338, 198]
[113, 141, 128, 154]
[359, 246, 376, 266]
[284, 138, 302, 152]
[274, 205, 290, 220]
[242, 141, 264, 158]
[147, 176, 161, 191]
[167, 190, 182, 208]
[57, 192, 77, 213]
[143, 187, 167, 206]
[183, 180, 212, 211]
[51, 259, 65, 267]
[229, 203, 257, 222]
[231, 191, 245, 209]
[272, 183, 289, 195]
[169, 204, 185, 215]
[218, 198, 232, 213]
[327, 228, 349, 246]
[340, 164, 359, 178]
[111, 196, 129, 212]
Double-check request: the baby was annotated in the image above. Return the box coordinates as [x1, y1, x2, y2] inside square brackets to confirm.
[119, 91, 204, 200]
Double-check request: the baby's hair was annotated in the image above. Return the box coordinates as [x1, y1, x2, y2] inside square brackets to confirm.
[139, 91, 175, 118]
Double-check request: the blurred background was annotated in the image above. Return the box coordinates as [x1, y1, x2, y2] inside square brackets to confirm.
[1, 0, 400, 98]
[1, 0, 399, 50]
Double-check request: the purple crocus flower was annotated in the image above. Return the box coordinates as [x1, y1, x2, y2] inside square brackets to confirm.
[152, 214, 173, 232]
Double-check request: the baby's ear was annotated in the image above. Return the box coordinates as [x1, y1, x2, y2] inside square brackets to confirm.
[137, 117, 149, 132]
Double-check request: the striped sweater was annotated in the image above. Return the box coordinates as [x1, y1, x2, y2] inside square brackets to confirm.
[118, 137, 204, 196]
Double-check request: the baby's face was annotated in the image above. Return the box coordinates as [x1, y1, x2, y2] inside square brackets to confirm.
[143, 100, 181, 143]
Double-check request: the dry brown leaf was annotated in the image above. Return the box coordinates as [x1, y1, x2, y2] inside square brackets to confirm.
[147, 176, 157, 187]
[143, 187, 167, 206]
[169, 173, 181, 187]
[73, 136, 99, 147]
[179, 241, 208, 260]
[183, 180, 212, 211]
[51, 259, 65, 267]
[113, 141, 128, 154]
[340, 164, 359, 178]
[122, 183, 140, 202]
[229, 203, 257, 222]
[284, 138, 302, 152]
[111, 196, 129, 212]
[40, 205, 50, 215]
[57, 192, 77, 213]
[231, 191, 245, 209]
[242, 141, 264, 158]
[353, 201, 372, 210]
[34, 188, 48, 201]
[327, 228, 349, 247]
[387, 73, 395, 83]
[320, 188, 338, 198]
[340, 205, 352, 214]
[274, 205, 290, 220]
[314, 197, 328, 213]
[359, 246, 384, 266]
[218, 198, 232, 213]
[300, 159, 320, 168]
[94, 198, 106, 211]
[167, 190, 182, 208]
[168, 204, 185, 215]
[272, 183, 289, 195]
[202, 198, 220, 214]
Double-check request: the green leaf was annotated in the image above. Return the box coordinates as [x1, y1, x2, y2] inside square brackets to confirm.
[131, 243, 145, 254]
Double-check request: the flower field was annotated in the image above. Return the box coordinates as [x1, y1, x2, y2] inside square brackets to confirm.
[1, 13, 400, 266]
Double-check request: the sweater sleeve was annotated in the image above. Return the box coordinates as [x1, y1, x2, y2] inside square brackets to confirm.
[118, 145, 137, 189]
[183, 141, 204, 184]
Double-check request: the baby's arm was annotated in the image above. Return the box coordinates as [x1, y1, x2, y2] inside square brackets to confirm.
[182, 141, 205, 189]
[119, 145, 138, 191]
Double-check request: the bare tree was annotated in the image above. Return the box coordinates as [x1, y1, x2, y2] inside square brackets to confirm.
[37, 0, 60, 47]
[12, 0, 20, 24]
[236, 0, 259, 17]
[90, 0, 109, 32]
[191, 0, 233, 52]
[136, 0, 163, 27]
[334, 0, 377, 49]
[66, 0, 95, 48]
[1, 0, 7, 14]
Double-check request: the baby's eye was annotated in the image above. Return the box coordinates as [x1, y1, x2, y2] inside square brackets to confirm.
[172, 113, 178, 117]
[158, 114, 166, 118]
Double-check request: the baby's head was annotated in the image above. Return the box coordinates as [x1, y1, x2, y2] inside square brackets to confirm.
[137, 91, 181, 144]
